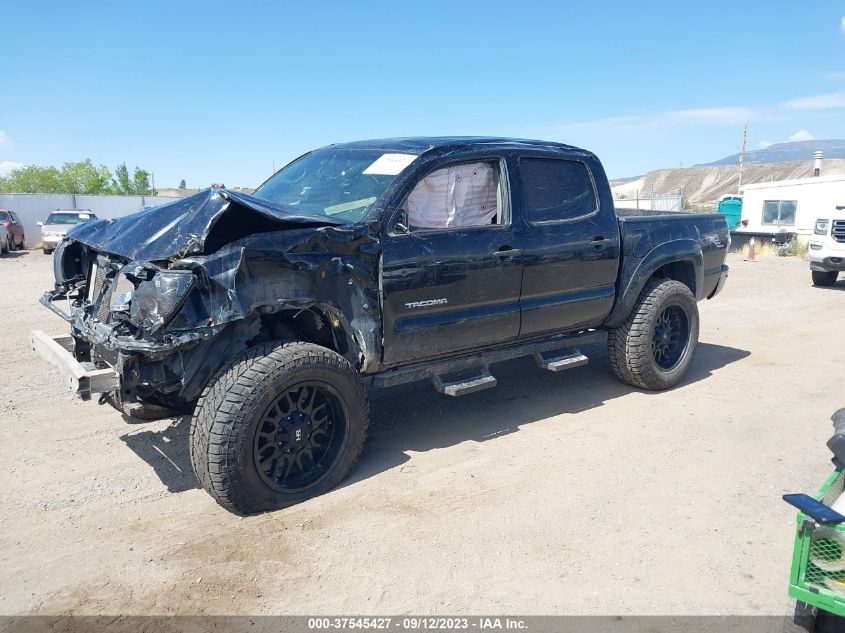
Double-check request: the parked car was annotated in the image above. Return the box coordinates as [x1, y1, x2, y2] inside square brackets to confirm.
[0, 209, 26, 251]
[32, 137, 729, 514]
[810, 206, 845, 286]
[0, 224, 9, 255]
[38, 210, 98, 254]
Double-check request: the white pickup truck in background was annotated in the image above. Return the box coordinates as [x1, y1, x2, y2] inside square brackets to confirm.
[810, 205, 845, 286]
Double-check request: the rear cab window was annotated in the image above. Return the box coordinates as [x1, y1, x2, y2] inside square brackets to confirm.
[519, 157, 598, 222]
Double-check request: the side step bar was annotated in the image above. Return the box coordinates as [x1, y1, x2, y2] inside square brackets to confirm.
[372, 329, 604, 390]
[534, 349, 588, 372]
[433, 369, 497, 397]
[431, 347, 589, 397]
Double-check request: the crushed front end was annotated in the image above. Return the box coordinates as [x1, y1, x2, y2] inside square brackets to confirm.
[31, 190, 384, 411]
[37, 239, 235, 408]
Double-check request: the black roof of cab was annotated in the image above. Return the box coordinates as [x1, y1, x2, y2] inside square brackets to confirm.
[325, 136, 583, 155]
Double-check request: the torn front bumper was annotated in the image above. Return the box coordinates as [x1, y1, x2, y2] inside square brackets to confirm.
[30, 330, 119, 400]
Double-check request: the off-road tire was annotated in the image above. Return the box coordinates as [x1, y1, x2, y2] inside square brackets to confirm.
[43, 247, 52, 255]
[812, 271, 838, 287]
[189, 341, 369, 515]
[1, 239, 8, 255]
[608, 278, 699, 391]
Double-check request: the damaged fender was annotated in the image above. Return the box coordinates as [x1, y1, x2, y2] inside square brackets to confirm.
[44, 188, 384, 406]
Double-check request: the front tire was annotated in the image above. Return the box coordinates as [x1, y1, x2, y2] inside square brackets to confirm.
[189, 341, 369, 515]
[608, 278, 700, 390]
[812, 271, 838, 287]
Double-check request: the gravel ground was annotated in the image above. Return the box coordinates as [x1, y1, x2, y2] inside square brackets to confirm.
[0, 250, 842, 615]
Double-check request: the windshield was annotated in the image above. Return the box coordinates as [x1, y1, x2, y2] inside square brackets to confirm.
[252, 149, 418, 222]
[45, 212, 97, 225]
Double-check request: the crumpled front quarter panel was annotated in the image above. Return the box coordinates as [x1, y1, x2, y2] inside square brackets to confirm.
[169, 224, 383, 371]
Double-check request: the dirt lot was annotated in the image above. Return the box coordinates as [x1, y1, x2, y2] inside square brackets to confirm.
[0, 250, 842, 616]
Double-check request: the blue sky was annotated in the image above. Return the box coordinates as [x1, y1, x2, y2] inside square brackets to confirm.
[1, 1, 844, 186]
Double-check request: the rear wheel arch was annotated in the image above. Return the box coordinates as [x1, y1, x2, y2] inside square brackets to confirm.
[606, 244, 703, 329]
[653, 259, 696, 296]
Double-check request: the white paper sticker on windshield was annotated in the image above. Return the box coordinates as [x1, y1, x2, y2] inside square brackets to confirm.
[362, 153, 418, 176]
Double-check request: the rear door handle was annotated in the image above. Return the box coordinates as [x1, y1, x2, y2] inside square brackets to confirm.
[590, 236, 610, 250]
[493, 246, 521, 257]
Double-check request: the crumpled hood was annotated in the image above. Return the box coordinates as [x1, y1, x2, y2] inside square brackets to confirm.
[66, 189, 344, 261]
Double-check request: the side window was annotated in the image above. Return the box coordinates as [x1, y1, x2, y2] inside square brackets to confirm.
[762, 200, 797, 226]
[520, 157, 597, 222]
[406, 161, 502, 230]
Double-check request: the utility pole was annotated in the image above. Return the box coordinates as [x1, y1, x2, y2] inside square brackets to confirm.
[737, 122, 748, 193]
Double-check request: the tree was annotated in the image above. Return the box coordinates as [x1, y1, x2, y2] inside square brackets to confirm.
[58, 160, 112, 194]
[0, 165, 63, 193]
[132, 167, 153, 195]
[0, 160, 155, 195]
[179, 179, 187, 189]
[112, 163, 133, 195]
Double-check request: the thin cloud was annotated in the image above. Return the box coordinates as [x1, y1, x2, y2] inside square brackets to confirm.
[550, 85, 845, 140]
[0, 161, 23, 176]
[664, 106, 753, 123]
[841, 16, 845, 35]
[782, 91, 845, 109]
[0, 131, 9, 147]
[552, 106, 754, 135]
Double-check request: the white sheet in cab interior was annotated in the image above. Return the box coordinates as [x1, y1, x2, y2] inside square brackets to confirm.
[407, 162, 497, 229]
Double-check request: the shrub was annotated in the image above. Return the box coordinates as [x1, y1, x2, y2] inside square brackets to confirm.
[777, 238, 809, 258]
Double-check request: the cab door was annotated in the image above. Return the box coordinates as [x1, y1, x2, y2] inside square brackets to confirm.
[380, 158, 523, 366]
[515, 155, 621, 337]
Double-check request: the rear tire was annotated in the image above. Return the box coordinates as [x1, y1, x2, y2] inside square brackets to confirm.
[608, 278, 699, 391]
[812, 271, 838, 287]
[189, 341, 369, 515]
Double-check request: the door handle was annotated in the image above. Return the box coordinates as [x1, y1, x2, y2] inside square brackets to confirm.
[493, 246, 521, 257]
[590, 236, 609, 250]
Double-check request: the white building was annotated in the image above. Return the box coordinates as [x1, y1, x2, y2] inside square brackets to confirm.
[735, 175, 845, 238]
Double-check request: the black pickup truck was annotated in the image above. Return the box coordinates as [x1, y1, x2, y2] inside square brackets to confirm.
[32, 137, 729, 514]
